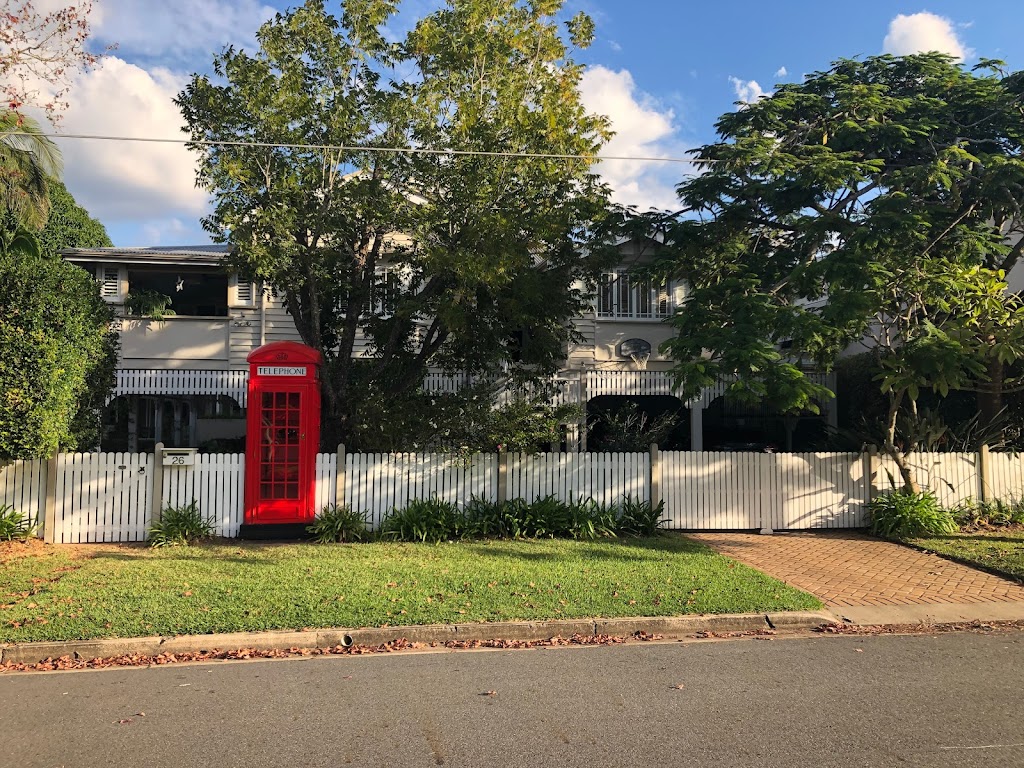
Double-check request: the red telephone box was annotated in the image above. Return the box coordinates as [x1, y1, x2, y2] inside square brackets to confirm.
[244, 342, 323, 528]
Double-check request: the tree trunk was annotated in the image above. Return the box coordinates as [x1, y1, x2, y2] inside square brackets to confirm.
[883, 388, 921, 494]
[977, 357, 1005, 428]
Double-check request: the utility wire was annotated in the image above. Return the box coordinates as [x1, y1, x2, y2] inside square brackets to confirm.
[19, 131, 719, 165]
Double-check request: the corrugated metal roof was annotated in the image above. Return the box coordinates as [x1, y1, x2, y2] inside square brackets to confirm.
[62, 244, 230, 266]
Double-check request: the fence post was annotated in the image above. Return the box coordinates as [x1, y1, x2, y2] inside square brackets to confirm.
[578, 373, 588, 453]
[863, 446, 879, 506]
[649, 443, 661, 510]
[151, 442, 165, 523]
[43, 454, 58, 544]
[978, 443, 992, 503]
[335, 443, 346, 508]
[497, 447, 508, 504]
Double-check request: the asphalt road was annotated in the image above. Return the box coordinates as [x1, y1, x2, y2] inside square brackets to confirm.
[3, 631, 1024, 768]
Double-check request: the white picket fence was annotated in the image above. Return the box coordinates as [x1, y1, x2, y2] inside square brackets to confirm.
[346, 453, 497, 529]
[508, 452, 649, 507]
[661, 452, 867, 530]
[0, 458, 47, 528]
[5, 448, 1024, 543]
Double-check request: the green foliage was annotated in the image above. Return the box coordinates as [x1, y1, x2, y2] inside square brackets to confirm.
[591, 402, 677, 452]
[0, 504, 37, 541]
[147, 501, 215, 547]
[0, 111, 62, 230]
[381, 494, 664, 542]
[617, 497, 668, 537]
[632, 53, 1024, 487]
[307, 504, 371, 543]
[951, 498, 1024, 529]
[176, 0, 612, 447]
[353, 381, 578, 453]
[30, 178, 112, 254]
[5, 180, 117, 451]
[0, 229, 118, 458]
[868, 490, 958, 539]
[126, 289, 175, 320]
[380, 497, 466, 543]
[626, 52, 1024, 487]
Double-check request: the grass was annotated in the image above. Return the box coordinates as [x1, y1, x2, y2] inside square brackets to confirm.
[908, 527, 1024, 584]
[0, 536, 820, 643]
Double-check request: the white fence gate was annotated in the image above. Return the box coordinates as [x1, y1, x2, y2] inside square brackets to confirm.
[660, 452, 867, 530]
[53, 453, 153, 543]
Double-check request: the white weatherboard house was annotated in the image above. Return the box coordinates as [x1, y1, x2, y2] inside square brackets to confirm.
[63, 241, 836, 453]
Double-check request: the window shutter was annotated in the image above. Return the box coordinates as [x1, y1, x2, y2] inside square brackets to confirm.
[229, 275, 256, 307]
[236, 281, 254, 305]
[98, 266, 121, 300]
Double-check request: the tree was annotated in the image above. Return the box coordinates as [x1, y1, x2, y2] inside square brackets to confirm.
[1, 0, 103, 123]
[177, 0, 611, 449]
[0, 110, 63, 229]
[31, 176, 112, 252]
[0, 228, 116, 459]
[644, 54, 1024, 490]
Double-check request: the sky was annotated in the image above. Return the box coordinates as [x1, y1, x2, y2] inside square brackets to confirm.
[33, 0, 1024, 246]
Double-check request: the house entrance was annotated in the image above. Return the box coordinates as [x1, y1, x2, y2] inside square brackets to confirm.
[243, 342, 323, 531]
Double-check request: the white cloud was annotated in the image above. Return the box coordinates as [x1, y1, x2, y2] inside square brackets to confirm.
[50, 56, 209, 227]
[775, 66, 788, 78]
[729, 76, 767, 105]
[579, 66, 688, 211]
[91, 0, 275, 63]
[882, 12, 972, 60]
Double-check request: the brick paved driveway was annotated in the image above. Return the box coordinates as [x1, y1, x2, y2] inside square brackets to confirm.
[687, 531, 1024, 608]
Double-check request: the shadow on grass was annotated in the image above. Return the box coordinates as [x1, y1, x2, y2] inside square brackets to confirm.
[915, 534, 1024, 545]
[459, 535, 718, 562]
[81, 535, 720, 566]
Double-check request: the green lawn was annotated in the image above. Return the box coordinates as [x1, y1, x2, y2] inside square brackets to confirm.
[909, 528, 1024, 583]
[0, 536, 821, 644]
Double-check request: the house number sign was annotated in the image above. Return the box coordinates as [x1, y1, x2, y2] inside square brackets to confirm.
[257, 366, 307, 376]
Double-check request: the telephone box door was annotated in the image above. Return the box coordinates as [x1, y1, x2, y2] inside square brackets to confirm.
[244, 342, 323, 526]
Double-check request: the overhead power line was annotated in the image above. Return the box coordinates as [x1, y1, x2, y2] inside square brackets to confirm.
[20, 131, 718, 165]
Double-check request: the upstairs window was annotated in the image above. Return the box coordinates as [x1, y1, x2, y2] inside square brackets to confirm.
[597, 272, 674, 319]
[125, 267, 229, 317]
[362, 267, 401, 317]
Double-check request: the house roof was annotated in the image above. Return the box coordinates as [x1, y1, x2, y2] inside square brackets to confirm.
[62, 245, 230, 267]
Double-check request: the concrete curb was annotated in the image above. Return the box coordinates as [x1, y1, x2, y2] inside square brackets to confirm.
[0, 611, 837, 665]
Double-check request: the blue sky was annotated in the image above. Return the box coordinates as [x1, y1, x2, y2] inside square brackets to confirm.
[41, 0, 1024, 245]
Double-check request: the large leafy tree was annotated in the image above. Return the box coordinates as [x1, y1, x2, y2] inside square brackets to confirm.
[0, 228, 116, 458]
[644, 54, 1024, 489]
[177, 0, 611, 448]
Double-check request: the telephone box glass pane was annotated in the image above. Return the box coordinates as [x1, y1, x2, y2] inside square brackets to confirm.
[258, 388, 303, 500]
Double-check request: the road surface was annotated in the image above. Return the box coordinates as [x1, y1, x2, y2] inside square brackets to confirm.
[3, 631, 1023, 767]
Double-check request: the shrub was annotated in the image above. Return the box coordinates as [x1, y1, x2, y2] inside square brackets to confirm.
[0, 504, 37, 541]
[380, 497, 464, 543]
[617, 496, 668, 536]
[566, 498, 618, 540]
[375, 494, 669, 543]
[147, 501, 214, 547]
[868, 491, 958, 539]
[951, 498, 1024, 529]
[307, 504, 370, 543]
